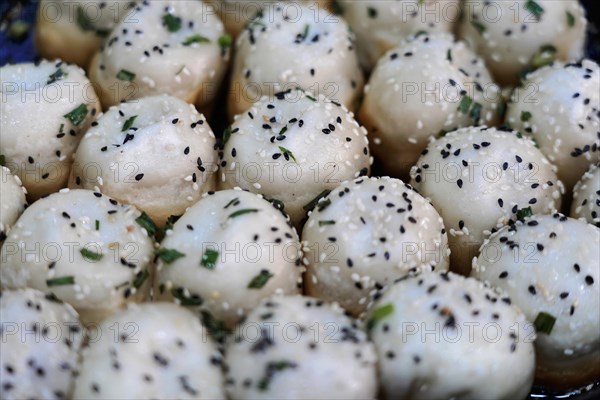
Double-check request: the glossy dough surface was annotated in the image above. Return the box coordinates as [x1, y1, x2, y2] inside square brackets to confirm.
[70, 94, 217, 226]
[459, 0, 586, 86]
[220, 91, 371, 226]
[0, 60, 100, 200]
[228, 3, 364, 117]
[410, 126, 563, 274]
[88, 0, 228, 108]
[368, 271, 536, 399]
[0, 189, 155, 324]
[473, 214, 600, 386]
[155, 189, 302, 326]
[570, 163, 600, 226]
[0, 288, 84, 400]
[506, 60, 600, 190]
[303, 176, 449, 316]
[360, 33, 501, 177]
[224, 295, 378, 399]
[73, 302, 225, 399]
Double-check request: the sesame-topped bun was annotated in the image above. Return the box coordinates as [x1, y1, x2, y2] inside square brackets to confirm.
[0, 288, 84, 400]
[219, 90, 371, 227]
[206, 0, 331, 37]
[224, 295, 378, 399]
[0, 189, 155, 325]
[368, 271, 535, 399]
[228, 3, 364, 118]
[0, 60, 100, 200]
[505, 60, 600, 190]
[35, 0, 136, 67]
[0, 167, 27, 243]
[359, 33, 502, 178]
[70, 95, 218, 227]
[302, 176, 449, 316]
[73, 302, 225, 399]
[410, 126, 563, 274]
[472, 214, 600, 388]
[155, 189, 302, 327]
[339, 0, 460, 70]
[88, 0, 230, 109]
[458, 0, 586, 86]
[571, 163, 600, 227]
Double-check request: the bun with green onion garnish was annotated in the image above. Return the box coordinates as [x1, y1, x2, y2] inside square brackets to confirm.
[505, 60, 599, 191]
[472, 213, 600, 388]
[70, 94, 218, 227]
[154, 189, 302, 328]
[219, 90, 371, 227]
[368, 271, 535, 399]
[302, 176, 449, 317]
[0, 189, 155, 325]
[228, 3, 364, 118]
[458, 0, 587, 86]
[360, 32, 502, 178]
[410, 126, 563, 275]
[0, 60, 100, 200]
[224, 295, 377, 399]
[88, 0, 229, 111]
